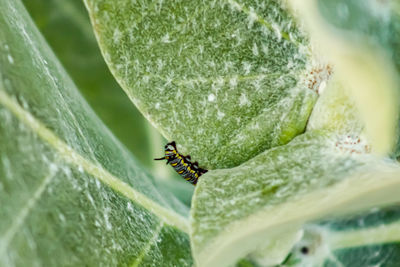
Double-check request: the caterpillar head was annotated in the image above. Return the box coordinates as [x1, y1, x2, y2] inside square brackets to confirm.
[164, 141, 177, 156]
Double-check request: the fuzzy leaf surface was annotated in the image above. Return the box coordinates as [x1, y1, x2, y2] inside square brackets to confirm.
[191, 131, 400, 266]
[22, 0, 195, 209]
[84, 0, 323, 169]
[0, 0, 192, 265]
[21, 0, 154, 166]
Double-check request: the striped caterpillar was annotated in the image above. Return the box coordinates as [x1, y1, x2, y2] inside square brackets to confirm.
[154, 141, 208, 185]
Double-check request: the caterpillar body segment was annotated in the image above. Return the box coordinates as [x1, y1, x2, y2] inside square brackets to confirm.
[154, 141, 208, 185]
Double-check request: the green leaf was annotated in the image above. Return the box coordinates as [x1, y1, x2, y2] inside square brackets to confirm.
[21, 0, 195, 211]
[21, 0, 154, 166]
[0, 0, 192, 265]
[284, 206, 400, 266]
[190, 131, 400, 266]
[307, 74, 364, 136]
[289, 0, 400, 156]
[83, 0, 327, 169]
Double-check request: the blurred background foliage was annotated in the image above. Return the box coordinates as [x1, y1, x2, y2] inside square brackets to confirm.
[22, 0, 194, 205]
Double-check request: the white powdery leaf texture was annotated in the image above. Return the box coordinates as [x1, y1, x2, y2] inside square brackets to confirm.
[0, 0, 192, 266]
[84, 0, 326, 169]
[191, 131, 400, 267]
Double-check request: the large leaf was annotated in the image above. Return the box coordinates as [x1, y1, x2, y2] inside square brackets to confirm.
[83, 0, 330, 169]
[0, 0, 192, 265]
[21, 0, 154, 166]
[289, 0, 400, 156]
[21, 0, 194, 211]
[190, 131, 400, 266]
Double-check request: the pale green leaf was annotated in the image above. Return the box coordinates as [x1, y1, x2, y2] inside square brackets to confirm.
[83, 0, 328, 169]
[21, 0, 194, 211]
[289, 0, 400, 156]
[307, 74, 364, 137]
[284, 206, 400, 266]
[0, 0, 192, 265]
[190, 131, 400, 266]
[22, 0, 154, 165]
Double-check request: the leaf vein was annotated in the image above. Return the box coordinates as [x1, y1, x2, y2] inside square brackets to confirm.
[130, 222, 164, 267]
[0, 89, 189, 233]
[0, 170, 57, 255]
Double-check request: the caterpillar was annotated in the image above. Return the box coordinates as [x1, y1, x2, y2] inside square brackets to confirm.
[154, 141, 208, 185]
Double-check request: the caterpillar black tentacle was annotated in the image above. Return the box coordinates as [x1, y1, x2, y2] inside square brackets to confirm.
[154, 141, 208, 185]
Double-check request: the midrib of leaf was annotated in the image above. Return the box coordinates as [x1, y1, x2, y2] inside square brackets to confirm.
[193, 167, 400, 266]
[130, 221, 164, 267]
[0, 89, 189, 234]
[0, 171, 57, 256]
[328, 221, 400, 251]
[225, 0, 292, 43]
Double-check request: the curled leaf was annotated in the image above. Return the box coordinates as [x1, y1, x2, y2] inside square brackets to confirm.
[191, 131, 400, 266]
[289, 0, 400, 156]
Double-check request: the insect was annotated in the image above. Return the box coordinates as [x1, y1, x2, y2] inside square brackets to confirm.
[154, 141, 208, 185]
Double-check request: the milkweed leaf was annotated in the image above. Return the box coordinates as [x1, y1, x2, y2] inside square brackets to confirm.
[0, 0, 192, 265]
[191, 131, 400, 266]
[83, 0, 327, 169]
[290, 0, 400, 156]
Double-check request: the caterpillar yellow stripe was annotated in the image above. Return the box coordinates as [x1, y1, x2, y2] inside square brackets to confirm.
[154, 141, 208, 185]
